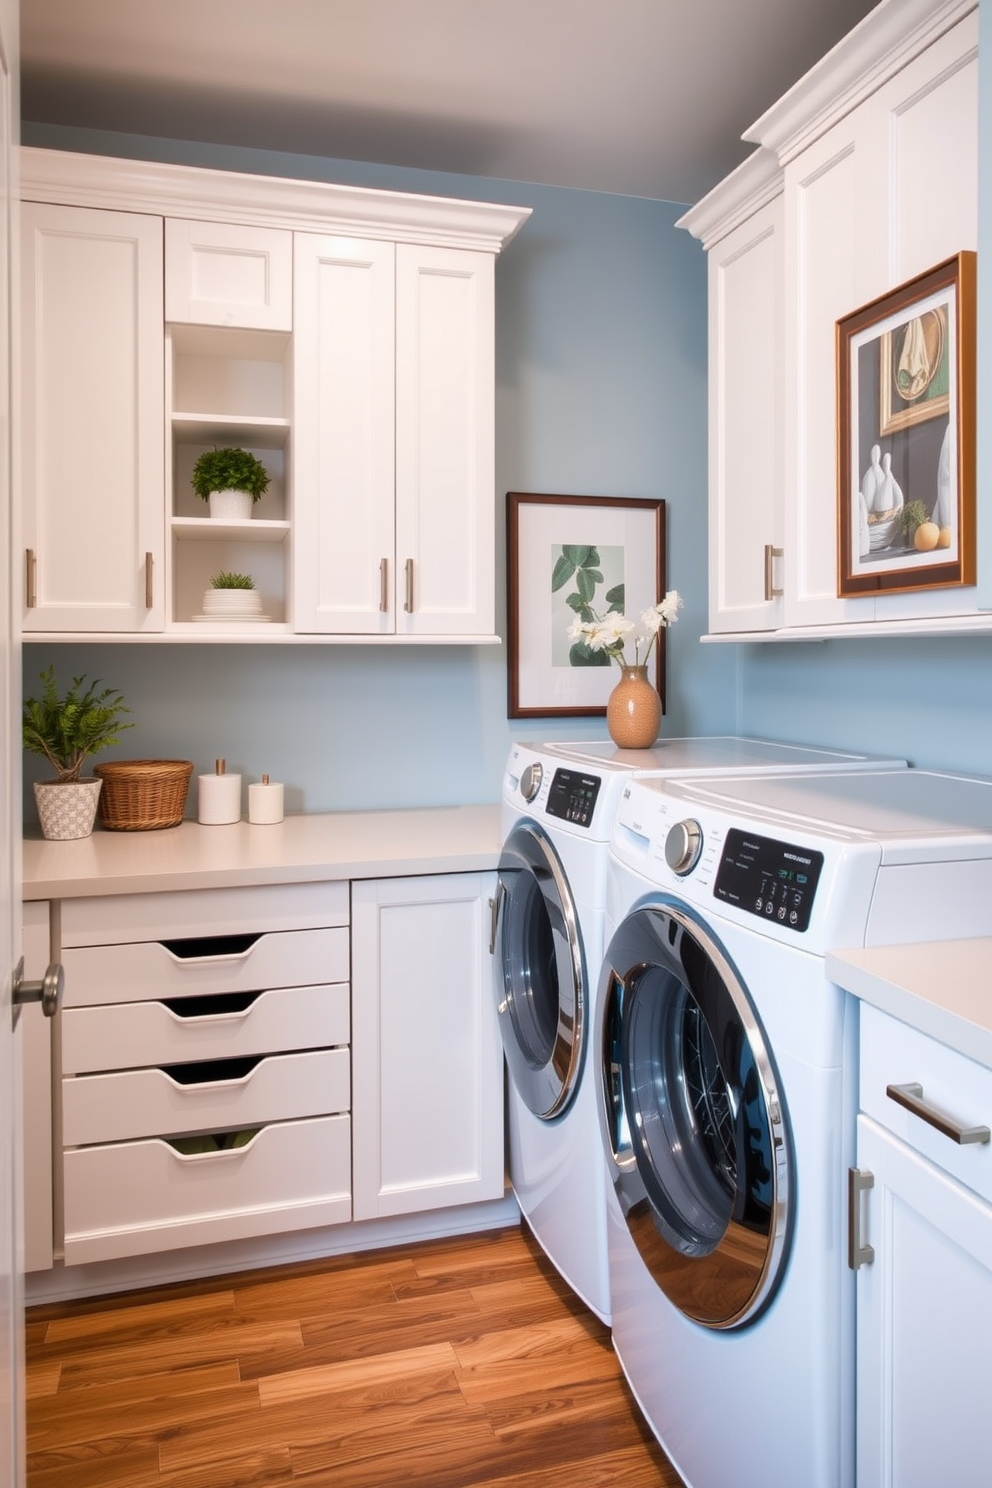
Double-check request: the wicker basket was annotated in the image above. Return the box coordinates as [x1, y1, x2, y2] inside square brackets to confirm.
[94, 759, 194, 831]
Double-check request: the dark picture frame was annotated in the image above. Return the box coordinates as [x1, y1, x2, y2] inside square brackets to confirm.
[837, 251, 976, 598]
[506, 492, 666, 719]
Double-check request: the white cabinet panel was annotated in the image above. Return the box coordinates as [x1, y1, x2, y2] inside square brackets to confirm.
[351, 873, 503, 1219]
[395, 245, 495, 638]
[292, 233, 396, 634]
[165, 219, 293, 330]
[20, 202, 165, 632]
[707, 194, 784, 633]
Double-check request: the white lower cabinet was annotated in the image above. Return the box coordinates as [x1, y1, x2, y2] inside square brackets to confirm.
[351, 873, 503, 1220]
[853, 1004, 992, 1488]
[57, 882, 352, 1265]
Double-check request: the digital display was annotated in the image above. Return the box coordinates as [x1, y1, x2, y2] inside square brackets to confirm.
[713, 828, 824, 932]
[546, 768, 602, 828]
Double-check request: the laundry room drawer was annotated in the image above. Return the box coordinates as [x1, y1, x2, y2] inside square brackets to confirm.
[62, 1114, 352, 1264]
[63, 1047, 351, 1146]
[61, 982, 350, 1074]
[59, 881, 348, 946]
[61, 926, 349, 1008]
[860, 1002, 992, 1205]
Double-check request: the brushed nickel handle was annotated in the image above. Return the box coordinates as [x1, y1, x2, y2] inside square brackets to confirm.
[145, 551, 154, 609]
[887, 1082, 991, 1146]
[25, 548, 36, 608]
[488, 884, 504, 956]
[12, 956, 64, 1030]
[379, 558, 389, 613]
[848, 1167, 874, 1270]
[763, 544, 783, 601]
[404, 558, 414, 613]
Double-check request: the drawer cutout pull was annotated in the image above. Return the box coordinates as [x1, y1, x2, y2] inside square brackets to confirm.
[162, 991, 260, 1021]
[886, 1082, 991, 1146]
[166, 1127, 260, 1158]
[161, 933, 261, 965]
[161, 1055, 260, 1087]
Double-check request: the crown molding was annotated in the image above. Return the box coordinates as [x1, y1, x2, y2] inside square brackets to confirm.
[743, 0, 977, 165]
[19, 147, 532, 253]
[676, 147, 783, 248]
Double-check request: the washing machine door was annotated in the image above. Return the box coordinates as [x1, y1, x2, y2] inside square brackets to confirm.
[599, 900, 791, 1329]
[494, 822, 585, 1120]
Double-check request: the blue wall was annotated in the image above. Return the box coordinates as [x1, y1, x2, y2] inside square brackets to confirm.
[21, 124, 736, 816]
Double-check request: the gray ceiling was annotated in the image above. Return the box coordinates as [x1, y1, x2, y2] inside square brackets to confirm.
[21, 0, 880, 202]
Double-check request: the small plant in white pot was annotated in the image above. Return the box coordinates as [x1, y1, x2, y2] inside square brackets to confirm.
[23, 667, 133, 839]
[201, 571, 264, 620]
[191, 446, 270, 520]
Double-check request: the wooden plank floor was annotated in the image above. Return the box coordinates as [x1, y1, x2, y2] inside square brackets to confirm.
[26, 1223, 683, 1487]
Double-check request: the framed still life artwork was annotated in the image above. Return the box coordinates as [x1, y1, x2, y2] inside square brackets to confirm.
[506, 492, 666, 718]
[836, 251, 976, 598]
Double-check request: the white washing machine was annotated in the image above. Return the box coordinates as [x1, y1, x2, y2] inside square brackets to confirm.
[599, 768, 992, 1488]
[492, 737, 907, 1323]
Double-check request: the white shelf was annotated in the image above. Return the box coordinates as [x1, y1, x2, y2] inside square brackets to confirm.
[172, 413, 290, 448]
[700, 613, 992, 643]
[171, 517, 290, 543]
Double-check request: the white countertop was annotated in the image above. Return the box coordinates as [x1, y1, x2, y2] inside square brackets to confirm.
[827, 939, 992, 1069]
[23, 804, 502, 899]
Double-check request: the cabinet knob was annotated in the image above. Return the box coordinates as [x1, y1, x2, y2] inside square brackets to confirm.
[404, 559, 414, 613]
[12, 956, 64, 1029]
[380, 558, 389, 614]
[25, 549, 37, 609]
[145, 552, 154, 609]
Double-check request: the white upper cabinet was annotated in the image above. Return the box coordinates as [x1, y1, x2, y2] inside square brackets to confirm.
[292, 233, 396, 634]
[165, 219, 293, 330]
[680, 0, 980, 640]
[20, 201, 165, 633]
[19, 149, 530, 643]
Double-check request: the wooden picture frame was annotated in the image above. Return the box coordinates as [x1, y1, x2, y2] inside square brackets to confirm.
[837, 251, 976, 598]
[506, 492, 666, 719]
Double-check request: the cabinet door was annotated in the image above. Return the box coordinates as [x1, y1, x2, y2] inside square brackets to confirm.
[21, 203, 165, 632]
[855, 1115, 992, 1488]
[782, 114, 875, 631]
[707, 194, 784, 633]
[165, 219, 293, 330]
[292, 232, 396, 633]
[351, 873, 503, 1219]
[19, 903, 52, 1273]
[394, 245, 495, 637]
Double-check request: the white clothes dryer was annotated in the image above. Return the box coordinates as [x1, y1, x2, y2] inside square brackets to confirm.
[493, 737, 906, 1323]
[599, 768, 992, 1488]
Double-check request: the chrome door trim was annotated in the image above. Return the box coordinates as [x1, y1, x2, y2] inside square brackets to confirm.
[598, 897, 792, 1329]
[493, 821, 585, 1120]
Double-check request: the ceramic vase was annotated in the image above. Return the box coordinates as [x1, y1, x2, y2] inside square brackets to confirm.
[34, 778, 102, 840]
[208, 489, 254, 520]
[606, 665, 661, 749]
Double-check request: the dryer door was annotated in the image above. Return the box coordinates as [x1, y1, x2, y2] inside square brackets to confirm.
[599, 900, 792, 1328]
[494, 822, 585, 1120]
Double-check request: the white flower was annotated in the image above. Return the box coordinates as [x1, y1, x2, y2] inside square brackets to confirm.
[568, 588, 683, 670]
[640, 589, 683, 633]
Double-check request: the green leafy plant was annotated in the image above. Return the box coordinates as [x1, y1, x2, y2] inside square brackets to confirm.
[191, 447, 270, 502]
[23, 667, 133, 783]
[210, 571, 256, 590]
[898, 500, 928, 541]
[552, 546, 623, 667]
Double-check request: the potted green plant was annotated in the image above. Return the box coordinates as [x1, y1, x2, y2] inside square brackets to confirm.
[23, 667, 133, 839]
[200, 571, 264, 621]
[191, 447, 271, 520]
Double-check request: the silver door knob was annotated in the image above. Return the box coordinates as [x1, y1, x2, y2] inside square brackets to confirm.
[12, 957, 64, 1021]
[520, 762, 543, 802]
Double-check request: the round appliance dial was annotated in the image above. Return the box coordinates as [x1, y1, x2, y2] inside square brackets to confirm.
[520, 762, 543, 802]
[665, 818, 703, 876]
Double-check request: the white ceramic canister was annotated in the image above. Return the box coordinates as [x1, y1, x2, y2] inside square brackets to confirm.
[197, 758, 242, 824]
[248, 773, 284, 825]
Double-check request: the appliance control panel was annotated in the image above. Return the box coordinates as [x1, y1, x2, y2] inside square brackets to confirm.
[546, 768, 602, 828]
[713, 828, 824, 932]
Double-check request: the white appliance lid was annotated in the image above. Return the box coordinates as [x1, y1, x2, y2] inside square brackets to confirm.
[536, 735, 905, 773]
[645, 769, 992, 857]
